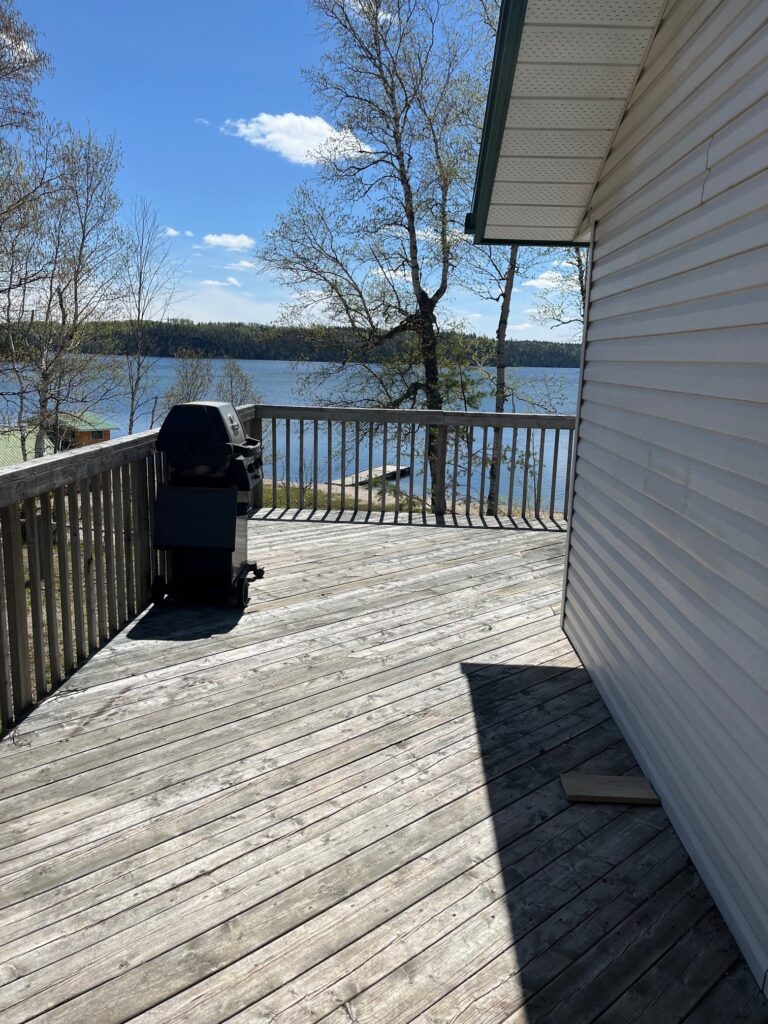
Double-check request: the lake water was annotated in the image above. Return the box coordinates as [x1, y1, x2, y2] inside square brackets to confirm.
[111, 358, 579, 437]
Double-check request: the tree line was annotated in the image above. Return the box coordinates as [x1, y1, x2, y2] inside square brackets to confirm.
[78, 320, 581, 367]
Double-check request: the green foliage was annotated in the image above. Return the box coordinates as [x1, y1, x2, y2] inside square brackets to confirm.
[75, 320, 580, 368]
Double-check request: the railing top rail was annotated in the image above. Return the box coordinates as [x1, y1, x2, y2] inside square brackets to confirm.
[239, 404, 575, 430]
[0, 429, 158, 507]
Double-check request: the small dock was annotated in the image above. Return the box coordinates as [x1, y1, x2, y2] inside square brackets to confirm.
[331, 463, 411, 486]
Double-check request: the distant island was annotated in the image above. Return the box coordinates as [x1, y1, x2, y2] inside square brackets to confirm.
[82, 320, 582, 368]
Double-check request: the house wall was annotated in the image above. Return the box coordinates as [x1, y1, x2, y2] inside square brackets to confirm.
[562, 0, 768, 991]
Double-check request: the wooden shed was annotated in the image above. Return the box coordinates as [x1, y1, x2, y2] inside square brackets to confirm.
[54, 410, 116, 450]
[467, 0, 768, 996]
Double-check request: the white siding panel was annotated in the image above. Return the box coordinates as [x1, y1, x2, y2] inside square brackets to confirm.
[584, 326, 768, 365]
[591, 167, 768, 281]
[563, 0, 768, 993]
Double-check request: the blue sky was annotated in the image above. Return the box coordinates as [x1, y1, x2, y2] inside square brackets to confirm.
[20, 0, 564, 339]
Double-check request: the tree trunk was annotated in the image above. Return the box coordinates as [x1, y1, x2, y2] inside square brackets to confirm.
[419, 305, 446, 516]
[486, 245, 518, 516]
[34, 376, 51, 458]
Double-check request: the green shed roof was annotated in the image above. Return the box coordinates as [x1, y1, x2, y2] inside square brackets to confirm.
[56, 410, 117, 431]
[0, 429, 55, 469]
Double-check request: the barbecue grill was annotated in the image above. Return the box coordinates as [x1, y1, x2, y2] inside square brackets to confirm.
[151, 401, 264, 607]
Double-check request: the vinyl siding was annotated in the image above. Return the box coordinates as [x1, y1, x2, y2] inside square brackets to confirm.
[562, 0, 768, 993]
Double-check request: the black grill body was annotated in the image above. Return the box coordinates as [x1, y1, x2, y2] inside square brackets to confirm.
[152, 402, 264, 606]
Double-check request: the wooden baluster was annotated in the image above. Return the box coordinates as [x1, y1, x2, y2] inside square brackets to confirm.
[421, 426, 429, 513]
[133, 458, 151, 609]
[102, 471, 118, 636]
[340, 421, 346, 512]
[407, 424, 416, 517]
[354, 421, 360, 514]
[79, 478, 97, 651]
[298, 419, 305, 511]
[271, 417, 278, 507]
[54, 487, 74, 675]
[521, 428, 532, 519]
[564, 428, 575, 520]
[251, 416, 263, 511]
[312, 419, 319, 510]
[464, 425, 474, 518]
[285, 418, 291, 508]
[433, 425, 448, 517]
[91, 473, 108, 643]
[507, 426, 518, 519]
[112, 467, 128, 626]
[535, 427, 545, 519]
[367, 425, 374, 512]
[479, 425, 488, 517]
[394, 422, 402, 521]
[326, 419, 332, 511]
[23, 496, 46, 697]
[146, 458, 157, 584]
[0, 528, 13, 727]
[67, 485, 87, 660]
[451, 427, 460, 516]
[550, 428, 560, 520]
[121, 464, 136, 620]
[39, 491, 62, 687]
[380, 425, 388, 514]
[0, 504, 32, 715]
[156, 452, 168, 581]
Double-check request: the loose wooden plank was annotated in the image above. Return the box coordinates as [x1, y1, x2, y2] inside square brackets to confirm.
[561, 772, 660, 805]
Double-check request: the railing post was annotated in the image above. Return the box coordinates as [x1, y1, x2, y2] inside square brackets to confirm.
[0, 530, 12, 728]
[1, 503, 33, 716]
[251, 415, 263, 510]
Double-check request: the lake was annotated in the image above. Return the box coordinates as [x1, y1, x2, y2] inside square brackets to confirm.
[110, 358, 579, 437]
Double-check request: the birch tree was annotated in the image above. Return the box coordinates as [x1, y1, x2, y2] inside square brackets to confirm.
[120, 197, 178, 432]
[1, 127, 123, 456]
[259, 0, 480, 512]
[529, 246, 588, 338]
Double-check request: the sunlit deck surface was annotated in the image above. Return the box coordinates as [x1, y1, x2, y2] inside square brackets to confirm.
[0, 514, 765, 1024]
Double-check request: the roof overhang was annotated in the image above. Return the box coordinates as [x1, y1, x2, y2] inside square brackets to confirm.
[466, 0, 666, 246]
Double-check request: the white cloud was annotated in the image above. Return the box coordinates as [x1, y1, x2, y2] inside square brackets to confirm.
[221, 112, 365, 165]
[227, 259, 256, 270]
[195, 117, 210, 126]
[164, 226, 180, 237]
[184, 230, 194, 237]
[200, 277, 241, 288]
[522, 269, 578, 291]
[508, 322, 531, 329]
[203, 232, 255, 252]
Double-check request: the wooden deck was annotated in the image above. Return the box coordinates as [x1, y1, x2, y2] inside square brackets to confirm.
[0, 515, 765, 1023]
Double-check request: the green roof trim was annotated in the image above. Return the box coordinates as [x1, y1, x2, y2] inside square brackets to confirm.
[57, 411, 116, 431]
[465, 0, 528, 245]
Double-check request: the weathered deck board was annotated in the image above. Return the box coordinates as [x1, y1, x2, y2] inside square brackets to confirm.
[0, 516, 764, 1024]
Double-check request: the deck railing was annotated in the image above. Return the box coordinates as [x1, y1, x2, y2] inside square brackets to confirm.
[0, 404, 574, 729]
[0, 431, 163, 731]
[239, 404, 576, 522]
